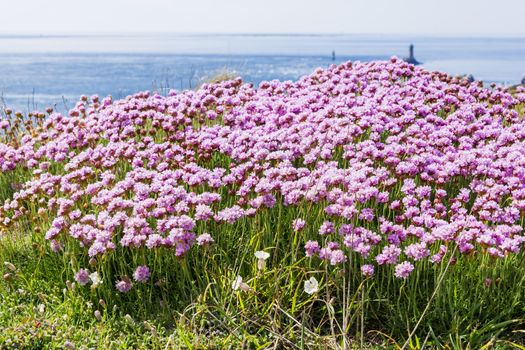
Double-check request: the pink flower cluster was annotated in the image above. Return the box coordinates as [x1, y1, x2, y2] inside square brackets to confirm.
[1, 58, 525, 282]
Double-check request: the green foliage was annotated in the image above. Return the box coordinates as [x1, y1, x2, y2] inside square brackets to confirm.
[1, 199, 525, 348]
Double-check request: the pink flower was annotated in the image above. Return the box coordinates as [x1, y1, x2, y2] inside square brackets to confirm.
[394, 261, 414, 279]
[133, 266, 150, 283]
[305, 240, 320, 257]
[74, 268, 90, 286]
[115, 277, 133, 293]
[361, 264, 375, 277]
[376, 245, 401, 265]
[196, 233, 214, 246]
[329, 249, 347, 265]
[50, 239, 62, 253]
[293, 218, 306, 232]
[319, 221, 335, 235]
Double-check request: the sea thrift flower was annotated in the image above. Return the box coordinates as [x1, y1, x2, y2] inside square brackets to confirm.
[133, 265, 150, 283]
[195, 204, 214, 221]
[74, 269, 90, 286]
[319, 221, 335, 235]
[50, 239, 62, 253]
[115, 277, 133, 293]
[376, 245, 401, 265]
[404, 242, 430, 261]
[394, 261, 414, 279]
[361, 264, 375, 277]
[319, 247, 332, 260]
[359, 208, 375, 222]
[329, 249, 347, 265]
[430, 245, 448, 263]
[292, 218, 306, 232]
[196, 233, 214, 246]
[305, 241, 320, 257]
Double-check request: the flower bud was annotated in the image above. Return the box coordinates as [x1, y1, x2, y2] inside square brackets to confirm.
[94, 310, 102, 322]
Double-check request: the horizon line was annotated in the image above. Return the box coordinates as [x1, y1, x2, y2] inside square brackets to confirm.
[0, 31, 525, 39]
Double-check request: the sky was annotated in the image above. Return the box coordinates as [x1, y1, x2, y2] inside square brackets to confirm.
[0, 0, 524, 36]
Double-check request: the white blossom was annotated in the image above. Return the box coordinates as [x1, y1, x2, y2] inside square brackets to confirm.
[304, 277, 319, 295]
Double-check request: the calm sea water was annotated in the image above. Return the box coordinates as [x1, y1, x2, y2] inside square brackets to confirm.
[0, 34, 524, 113]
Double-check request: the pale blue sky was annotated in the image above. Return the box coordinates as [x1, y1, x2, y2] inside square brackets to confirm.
[1, 0, 524, 36]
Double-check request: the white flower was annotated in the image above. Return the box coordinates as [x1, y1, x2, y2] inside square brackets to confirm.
[231, 275, 243, 291]
[255, 250, 270, 271]
[231, 275, 253, 293]
[89, 271, 102, 288]
[304, 277, 319, 295]
[254, 251, 270, 260]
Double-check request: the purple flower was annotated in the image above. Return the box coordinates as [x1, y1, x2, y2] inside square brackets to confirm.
[50, 239, 62, 253]
[1, 57, 525, 288]
[375, 245, 401, 265]
[305, 240, 320, 257]
[358, 208, 375, 222]
[293, 218, 306, 232]
[394, 261, 414, 279]
[404, 242, 430, 261]
[329, 249, 347, 265]
[133, 266, 150, 283]
[195, 204, 213, 221]
[196, 233, 214, 246]
[319, 221, 335, 235]
[361, 264, 375, 277]
[115, 277, 133, 292]
[74, 268, 90, 286]
[327, 241, 340, 250]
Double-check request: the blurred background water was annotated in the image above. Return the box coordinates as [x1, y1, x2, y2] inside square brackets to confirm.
[0, 33, 524, 113]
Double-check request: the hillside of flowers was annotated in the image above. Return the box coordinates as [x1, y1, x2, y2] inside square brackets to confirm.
[2, 58, 525, 347]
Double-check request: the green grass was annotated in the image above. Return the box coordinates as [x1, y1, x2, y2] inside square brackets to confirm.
[2, 197, 525, 349]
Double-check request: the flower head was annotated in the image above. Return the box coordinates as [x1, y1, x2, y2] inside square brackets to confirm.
[50, 239, 63, 253]
[361, 264, 375, 277]
[292, 218, 306, 232]
[394, 261, 414, 279]
[115, 277, 133, 293]
[231, 275, 253, 293]
[255, 250, 270, 260]
[89, 271, 102, 288]
[305, 241, 320, 257]
[255, 250, 270, 271]
[232, 275, 243, 291]
[196, 233, 214, 246]
[304, 276, 319, 295]
[75, 268, 90, 286]
[133, 265, 150, 283]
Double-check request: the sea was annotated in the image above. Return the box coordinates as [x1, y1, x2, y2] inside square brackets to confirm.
[0, 33, 524, 113]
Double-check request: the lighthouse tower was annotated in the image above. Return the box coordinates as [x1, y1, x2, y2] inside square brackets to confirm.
[404, 44, 420, 65]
